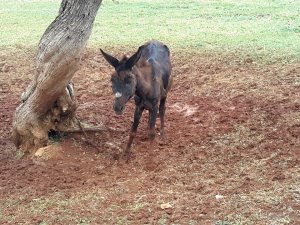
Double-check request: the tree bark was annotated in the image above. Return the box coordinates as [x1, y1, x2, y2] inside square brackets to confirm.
[12, 0, 102, 153]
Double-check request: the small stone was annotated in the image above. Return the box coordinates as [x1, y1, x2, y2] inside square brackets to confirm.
[215, 194, 224, 201]
[160, 202, 173, 209]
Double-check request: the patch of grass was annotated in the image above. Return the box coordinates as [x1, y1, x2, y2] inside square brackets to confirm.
[213, 221, 231, 225]
[38, 222, 48, 225]
[15, 149, 25, 159]
[211, 123, 266, 150]
[75, 217, 91, 225]
[115, 216, 128, 225]
[157, 213, 168, 225]
[0, 0, 299, 62]
[0, 0, 60, 48]
[0, 190, 102, 224]
[0, 187, 154, 224]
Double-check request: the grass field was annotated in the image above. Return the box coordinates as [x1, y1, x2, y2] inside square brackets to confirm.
[0, 0, 299, 63]
[1, 1, 300, 225]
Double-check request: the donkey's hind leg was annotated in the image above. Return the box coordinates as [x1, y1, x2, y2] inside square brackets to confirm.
[148, 103, 159, 140]
[159, 97, 167, 140]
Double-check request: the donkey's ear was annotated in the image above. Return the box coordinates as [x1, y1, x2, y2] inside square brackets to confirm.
[125, 46, 144, 70]
[100, 49, 120, 68]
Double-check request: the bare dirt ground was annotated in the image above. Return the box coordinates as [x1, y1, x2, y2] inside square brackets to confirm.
[0, 49, 299, 224]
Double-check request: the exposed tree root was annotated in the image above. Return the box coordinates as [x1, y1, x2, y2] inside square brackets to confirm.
[61, 117, 124, 133]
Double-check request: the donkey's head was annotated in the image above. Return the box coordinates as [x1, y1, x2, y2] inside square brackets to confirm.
[100, 46, 143, 115]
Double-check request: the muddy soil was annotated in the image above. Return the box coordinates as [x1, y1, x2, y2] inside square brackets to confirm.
[0, 49, 299, 224]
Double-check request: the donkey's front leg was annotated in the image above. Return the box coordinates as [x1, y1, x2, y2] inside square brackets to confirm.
[124, 105, 144, 160]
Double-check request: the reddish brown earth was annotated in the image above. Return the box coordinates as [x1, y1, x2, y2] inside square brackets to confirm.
[0, 49, 299, 224]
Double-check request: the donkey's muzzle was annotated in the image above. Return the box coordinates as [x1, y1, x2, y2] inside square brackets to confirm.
[113, 102, 125, 115]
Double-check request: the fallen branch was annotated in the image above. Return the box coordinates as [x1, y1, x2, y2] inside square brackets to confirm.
[60, 117, 125, 133]
[61, 126, 107, 133]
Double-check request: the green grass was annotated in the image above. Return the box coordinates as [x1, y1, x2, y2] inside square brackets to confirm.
[0, 0, 299, 61]
[0, 0, 60, 48]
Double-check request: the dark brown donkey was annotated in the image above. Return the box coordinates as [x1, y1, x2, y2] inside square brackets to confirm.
[100, 40, 172, 159]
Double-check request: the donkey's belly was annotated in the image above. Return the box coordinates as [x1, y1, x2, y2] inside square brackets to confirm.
[134, 95, 156, 110]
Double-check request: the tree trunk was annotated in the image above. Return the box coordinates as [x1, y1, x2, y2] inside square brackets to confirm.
[12, 0, 102, 153]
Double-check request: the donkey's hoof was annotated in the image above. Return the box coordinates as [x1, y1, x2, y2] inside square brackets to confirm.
[148, 132, 156, 140]
[123, 152, 131, 163]
[158, 138, 166, 146]
[159, 132, 165, 140]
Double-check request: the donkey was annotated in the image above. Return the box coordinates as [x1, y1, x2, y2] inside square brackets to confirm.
[100, 40, 172, 159]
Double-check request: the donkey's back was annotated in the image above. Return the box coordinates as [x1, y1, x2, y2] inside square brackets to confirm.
[140, 41, 170, 64]
[139, 41, 172, 91]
